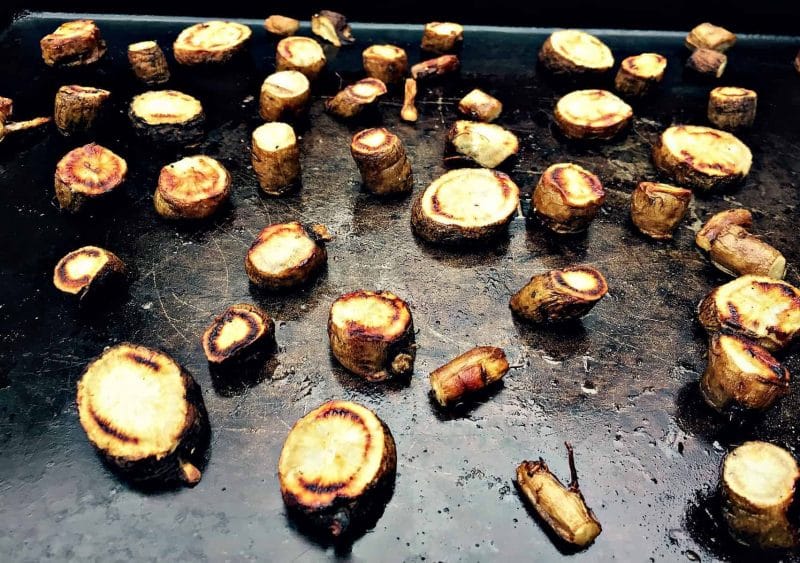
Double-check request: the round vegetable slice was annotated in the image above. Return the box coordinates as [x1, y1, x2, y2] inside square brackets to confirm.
[350, 127, 413, 196]
[532, 163, 605, 234]
[173, 21, 252, 65]
[539, 29, 614, 75]
[259, 70, 310, 122]
[55, 143, 127, 212]
[201, 303, 275, 365]
[554, 89, 633, 140]
[154, 155, 231, 220]
[40, 19, 106, 67]
[245, 222, 331, 289]
[276, 36, 326, 80]
[53, 245, 126, 301]
[129, 90, 205, 145]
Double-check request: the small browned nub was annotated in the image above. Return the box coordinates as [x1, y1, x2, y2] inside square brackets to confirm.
[687, 48, 727, 78]
[686, 22, 737, 52]
[429, 346, 509, 407]
[458, 89, 503, 122]
[510, 265, 608, 324]
[154, 155, 231, 220]
[264, 15, 300, 37]
[128, 41, 170, 85]
[401, 78, 419, 122]
[201, 303, 274, 364]
[276, 36, 326, 80]
[325, 78, 388, 119]
[708, 87, 757, 130]
[411, 54, 460, 80]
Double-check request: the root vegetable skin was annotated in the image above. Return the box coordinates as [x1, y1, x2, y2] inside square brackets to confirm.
[554, 89, 633, 140]
[686, 23, 737, 52]
[201, 303, 275, 365]
[128, 41, 170, 85]
[53, 246, 126, 299]
[325, 78, 387, 119]
[350, 128, 413, 196]
[251, 122, 301, 195]
[421, 22, 464, 54]
[259, 71, 311, 122]
[709, 225, 786, 280]
[276, 37, 326, 80]
[362, 44, 408, 84]
[510, 266, 608, 324]
[40, 20, 106, 67]
[411, 55, 460, 80]
[458, 89, 503, 122]
[154, 156, 231, 220]
[687, 48, 727, 78]
[429, 346, 509, 407]
[539, 29, 614, 75]
[614, 53, 667, 97]
[0, 97, 12, 122]
[630, 182, 692, 240]
[264, 15, 300, 37]
[311, 11, 354, 47]
[173, 21, 252, 65]
[708, 87, 757, 130]
[245, 222, 330, 290]
[54, 85, 110, 136]
[696, 209, 753, 251]
[400, 78, 418, 122]
[55, 143, 127, 212]
[532, 163, 605, 234]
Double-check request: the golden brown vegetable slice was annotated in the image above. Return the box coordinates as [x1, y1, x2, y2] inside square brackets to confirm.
[630, 181, 692, 240]
[446, 120, 519, 168]
[362, 44, 408, 84]
[259, 70, 310, 122]
[276, 37, 326, 80]
[128, 41, 170, 85]
[154, 155, 231, 220]
[539, 29, 614, 75]
[264, 15, 300, 37]
[129, 90, 205, 145]
[54, 85, 110, 136]
[311, 10, 354, 47]
[708, 87, 757, 130]
[400, 78, 419, 122]
[410, 54, 460, 80]
[653, 125, 752, 191]
[421, 22, 464, 54]
[40, 20, 106, 67]
[53, 245, 126, 300]
[721, 441, 799, 549]
[686, 48, 727, 78]
[614, 53, 667, 97]
[411, 168, 520, 244]
[325, 78, 388, 119]
[510, 266, 608, 324]
[201, 303, 275, 365]
[517, 444, 602, 548]
[429, 346, 509, 407]
[55, 143, 127, 212]
[698, 275, 800, 351]
[278, 400, 396, 537]
[532, 163, 605, 234]
[350, 128, 413, 196]
[173, 21, 252, 65]
[458, 89, 502, 122]
[251, 122, 301, 195]
[245, 222, 331, 290]
[77, 343, 207, 486]
[554, 89, 632, 140]
[709, 225, 786, 279]
[696, 208, 753, 251]
[686, 22, 736, 52]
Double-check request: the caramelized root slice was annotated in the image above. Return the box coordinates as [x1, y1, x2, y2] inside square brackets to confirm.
[328, 290, 415, 381]
[201, 303, 275, 365]
[76, 343, 206, 485]
[154, 155, 231, 220]
[696, 209, 753, 251]
[429, 346, 509, 407]
[614, 53, 667, 97]
[264, 15, 300, 37]
[311, 11, 354, 47]
[554, 89, 633, 140]
[129, 90, 205, 145]
[53, 245, 126, 299]
[245, 221, 329, 289]
[251, 122, 301, 195]
[709, 225, 786, 279]
[458, 89, 502, 122]
[350, 127, 413, 196]
[400, 78, 419, 122]
[698, 275, 800, 351]
[532, 163, 605, 234]
[686, 22, 736, 52]
[421, 22, 464, 54]
[411, 55, 460, 80]
[411, 168, 520, 244]
[55, 143, 127, 212]
[708, 87, 757, 130]
[722, 441, 799, 548]
[0, 96, 13, 122]
[54, 85, 111, 136]
[278, 400, 396, 537]
[630, 181, 692, 240]
[446, 120, 519, 168]
[276, 37, 326, 80]
[511, 266, 608, 324]
[259, 70, 311, 122]
[362, 44, 408, 84]
[539, 29, 614, 75]
[687, 48, 727, 78]
[40, 19, 106, 67]
[128, 41, 170, 85]
[325, 78, 387, 119]
[173, 21, 252, 65]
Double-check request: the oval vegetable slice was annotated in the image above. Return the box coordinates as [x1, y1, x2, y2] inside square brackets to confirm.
[245, 222, 331, 289]
[510, 265, 608, 323]
[201, 303, 275, 365]
[53, 245, 126, 301]
[554, 89, 633, 140]
[129, 90, 205, 145]
[55, 143, 127, 212]
[539, 29, 614, 75]
[173, 21, 252, 65]
[154, 155, 231, 220]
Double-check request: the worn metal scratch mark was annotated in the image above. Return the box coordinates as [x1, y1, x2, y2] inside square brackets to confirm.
[152, 271, 190, 344]
[211, 235, 231, 297]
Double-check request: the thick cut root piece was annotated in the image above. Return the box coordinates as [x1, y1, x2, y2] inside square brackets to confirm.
[264, 15, 300, 37]
[129, 90, 205, 145]
[511, 265, 608, 324]
[400, 78, 418, 122]
[614, 53, 667, 97]
[40, 20, 106, 67]
[554, 89, 632, 140]
[686, 48, 727, 78]
[708, 87, 757, 130]
[128, 41, 170, 85]
[173, 21, 252, 65]
[446, 120, 518, 168]
[0, 97, 12, 122]
[54, 85, 110, 136]
[429, 346, 509, 407]
[55, 143, 127, 212]
[311, 11, 354, 47]
[259, 70, 310, 122]
[686, 22, 736, 52]
[630, 182, 692, 240]
[325, 78, 387, 119]
[154, 155, 230, 220]
[251, 122, 301, 195]
[276, 37, 326, 80]
[201, 303, 275, 365]
[539, 29, 614, 75]
[532, 163, 605, 234]
[458, 89, 502, 122]
[709, 225, 786, 280]
[421, 22, 463, 54]
[350, 127, 413, 196]
[696, 209, 753, 252]
[362, 44, 408, 84]
[53, 246, 126, 301]
[411, 55, 460, 80]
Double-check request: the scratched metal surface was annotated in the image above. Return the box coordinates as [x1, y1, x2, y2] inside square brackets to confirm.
[1, 13, 800, 562]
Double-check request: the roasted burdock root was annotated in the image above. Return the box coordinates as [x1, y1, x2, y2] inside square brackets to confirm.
[532, 163, 605, 234]
[0, 97, 12, 122]
[251, 122, 301, 195]
[53, 246, 126, 301]
[630, 182, 692, 240]
[686, 48, 727, 79]
[201, 303, 275, 366]
[350, 128, 413, 196]
[55, 143, 127, 213]
[325, 78, 387, 119]
[697, 275, 800, 351]
[400, 78, 419, 122]
[458, 89, 502, 122]
[421, 22, 464, 54]
[154, 155, 231, 220]
[363, 45, 408, 85]
[411, 55, 460, 80]
[245, 222, 331, 290]
[54, 85, 110, 136]
[128, 41, 170, 85]
[0, 116, 52, 144]
[173, 21, 252, 65]
[77, 343, 207, 486]
[686, 22, 736, 52]
[539, 29, 614, 76]
[708, 225, 786, 279]
[259, 70, 311, 122]
[446, 120, 519, 169]
[429, 346, 509, 407]
[708, 87, 757, 130]
[516, 444, 602, 548]
[701, 333, 789, 413]
[510, 266, 608, 324]
[276, 37, 326, 80]
[311, 10, 355, 47]
[411, 168, 520, 245]
[696, 208, 753, 251]
[40, 20, 106, 67]
[721, 441, 799, 549]
[278, 400, 396, 538]
[614, 53, 667, 97]
[264, 15, 300, 37]
[653, 125, 752, 191]
[554, 89, 633, 141]
[129, 90, 205, 145]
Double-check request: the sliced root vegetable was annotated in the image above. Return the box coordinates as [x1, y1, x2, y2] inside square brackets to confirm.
[201, 303, 275, 365]
[325, 78, 387, 119]
[362, 44, 408, 84]
[53, 245, 126, 301]
[154, 155, 231, 220]
[686, 48, 727, 78]
[128, 41, 170, 85]
[686, 22, 736, 52]
[264, 15, 300, 37]
[510, 265, 608, 324]
[311, 10, 354, 47]
[129, 90, 205, 145]
[421, 22, 463, 54]
[614, 53, 667, 97]
[708, 87, 757, 130]
[0, 96, 12, 122]
[173, 21, 252, 65]
[539, 29, 614, 75]
[696, 209, 753, 251]
[276, 36, 326, 80]
[554, 89, 632, 140]
[54, 85, 110, 136]
[400, 78, 418, 122]
[429, 346, 509, 407]
[532, 162, 605, 234]
[40, 19, 106, 67]
[458, 89, 502, 122]
[410, 54, 460, 80]
[251, 122, 301, 195]
[446, 120, 518, 168]
[630, 181, 692, 240]
[259, 70, 311, 121]
[350, 127, 413, 196]
[55, 143, 127, 212]
[709, 225, 786, 279]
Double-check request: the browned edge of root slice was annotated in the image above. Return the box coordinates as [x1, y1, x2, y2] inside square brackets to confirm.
[510, 265, 608, 324]
[630, 182, 692, 240]
[201, 303, 276, 365]
[429, 346, 509, 407]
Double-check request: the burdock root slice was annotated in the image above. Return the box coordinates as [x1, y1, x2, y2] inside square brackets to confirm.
[259, 70, 311, 122]
[614, 53, 667, 97]
[695, 209, 753, 251]
[446, 120, 518, 168]
[54, 143, 127, 212]
[54, 85, 110, 136]
[429, 346, 509, 407]
[128, 41, 170, 85]
[278, 400, 397, 537]
[410, 55, 460, 80]
[510, 265, 608, 324]
[421, 22, 463, 54]
[325, 78, 387, 119]
[686, 22, 736, 52]
[173, 21, 252, 65]
[311, 11, 355, 47]
[554, 89, 633, 141]
[251, 122, 301, 195]
[458, 89, 502, 122]
[40, 20, 106, 67]
[539, 29, 614, 76]
[264, 15, 300, 37]
[532, 163, 605, 234]
[276, 36, 326, 80]
[328, 290, 415, 381]
[362, 44, 408, 84]
[77, 343, 207, 486]
[154, 155, 231, 220]
[400, 78, 418, 122]
[686, 48, 727, 79]
[708, 87, 757, 130]
[129, 90, 205, 145]
[201, 303, 275, 366]
[630, 181, 692, 240]
[350, 127, 413, 196]
[53, 246, 126, 301]
[708, 225, 786, 280]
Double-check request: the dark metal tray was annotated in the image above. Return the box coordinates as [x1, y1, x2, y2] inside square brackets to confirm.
[2, 12, 800, 562]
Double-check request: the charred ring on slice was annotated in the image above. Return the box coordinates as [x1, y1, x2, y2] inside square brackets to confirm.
[362, 44, 408, 85]
[532, 163, 605, 234]
[245, 221, 332, 290]
[421, 22, 464, 54]
[55, 143, 127, 213]
[350, 128, 413, 196]
[276, 36, 326, 80]
[325, 78, 388, 119]
[128, 41, 170, 85]
[40, 19, 106, 68]
[539, 29, 614, 76]
[708, 225, 786, 279]
[328, 290, 415, 382]
[614, 53, 667, 97]
[554, 89, 633, 141]
[259, 70, 311, 122]
[53, 245, 126, 301]
[429, 346, 509, 407]
[630, 181, 692, 240]
[264, 15, 300, 37]
[411, 168, 520, 245]
[77, 343, 207, 486]
[410, 55, 460, 80]
[686, 22, 736, 52]
[400, 78, 419, 122]
[696, 208, 753, 251]
[278, 400, 396, 538]
[173, 21, 252, 65]
[686, 48, 727, 79]
[446, 120, 519, 168]
[311, 10, 355, 47]
[129, 90, 205, 145]
[154, 155, 231, 220]
[510, 266, 608, 324]
[708, 87, 757, 130]
[458, 89, 503, 122]
[54, 85, 110, 136]
[251, 122, 301, 195]
[201, 303, 275, 366]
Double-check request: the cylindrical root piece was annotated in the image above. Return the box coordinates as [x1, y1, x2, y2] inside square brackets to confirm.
[708, 87, 757, 130]
[539, 29, 614, 75]
[128, 41, 170, 85]
[0, 117, 52, 143]
[55, 143, 127, 212]
[429, 346, 509, 407]
[0, 97, 13, 122]
[554, 89, 633, 141]
[701, 333, 790, 412]
[696, 209, 753, 251]
[328, 290, 415, 381]
[278, 400, 396, 537]
[54, 85, 110, 136]
[325, 78, 387, 119]
[686, 48, 727, 78]
[421, 22, 464, 54]
[709, 225, 786, 279]
[614, 53, 667, 97]
[686, 23, 736, 52]
[400, 78, 418, 122]
[201, 303, 275, 365]
[653, 125, 751, 191]
[276, 37, 326, 80]
[173, 21, 252, 65]
[40, 20, 106, 67]
[698, 275, 800, 351]
[259, 70, 311, 122]
[458, 89, 502, 122]
[350, 128, 413, 196]
[53, 246, 126, 301]
[410, 55, 460, 80]
[721, 441, 799, 549]
[516, 444, 602, 548]
[630, 181, 692, 240]
[264, 15, 300, 37]
[510, 266, 608, 324]
[311, 11, 354, 47]
[154, 155, 231, 220]
[129, 90, 205, 145]
[77, 343, 207, 486]
[251, 122, 300, 195]
[411, 168, 520, 244]
[532, 163, 605, 234]
[363, 44, 408, 84]
[446, 120, 519, 168]
[245, 222, 331, 289]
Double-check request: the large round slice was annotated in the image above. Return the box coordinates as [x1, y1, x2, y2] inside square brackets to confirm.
[129, 90, 205, 145]
[539, 29, 614, 75]
[54, 143, 127, 212]
[245, 222, 331, 290]
[173, 21, 252, 65]
[555, 90, 633, 140]
[154, 155, 230, 220]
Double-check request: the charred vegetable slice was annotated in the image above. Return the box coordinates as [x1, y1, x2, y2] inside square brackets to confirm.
[400, 78, 418, 122]
[55, 143, 127, 212]
[154, 155, 231, 220]
[532, 163, 605, 234]
[173, 21, 252, 65]
[429, 346, 509, 407]
[259, 70, 311, 122]
[251, 122, 301, 195]
[128, 41, 170, 85]
[686, 48, 727, 78]
[686, 22, 736, 52]
[77, 343, 207, 486]
[278, 400, 396, 537]
[264, 15, 300, 37]
[53, 245, 126, 300]
[421, 22, 464, 54]
[362, 44, 408, 84]
[614, 53, 667, 97]
[325, 78, 387, 119]
[411, 168, 520, 244]
[328, 290, 415, 381]
[709, 225, 786, 279]
[40, 19, 106, 67]
[708, 87, 757, 130]
[201, 303, 275, 365]
[54, 85, 110, 136]
[554, 89, 633, 140]
[458, 89, 502, 122]
[311, 10, 354, 47]
[696, 208, 753, 251]
[630, 181, 692, 240]
[410, 55, 460, 80]
[446, 120, 518, 168]
[721, 441, 799, 549]
[539, 29, 614, 75]
[350, 128, 413, 196]
[245, 222, 331, 289]
[276, 36, 326, 80]
[129, 90, 205, 145]
[511, 266, 608, 324]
